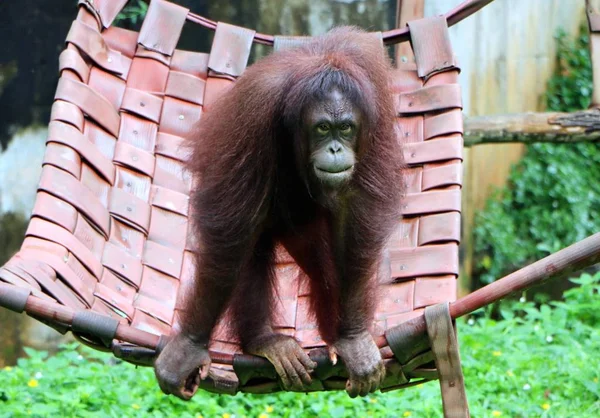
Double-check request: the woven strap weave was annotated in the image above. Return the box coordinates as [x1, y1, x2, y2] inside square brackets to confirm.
[0, 0, 464, 400]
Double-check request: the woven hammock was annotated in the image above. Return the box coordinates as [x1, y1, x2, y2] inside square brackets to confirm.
[3, 0, 600, 416]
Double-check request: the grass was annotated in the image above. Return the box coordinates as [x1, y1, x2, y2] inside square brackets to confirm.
[1, 272, 600, 417]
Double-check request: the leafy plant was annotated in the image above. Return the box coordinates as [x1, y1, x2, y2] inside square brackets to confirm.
[546, 28, 593, 112]
[114, 0, 148, 25]
[2, 271, 600, 417]
[473, 27, 598, 284]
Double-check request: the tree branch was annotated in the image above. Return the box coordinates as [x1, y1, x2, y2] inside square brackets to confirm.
[463, 109, 600, 146]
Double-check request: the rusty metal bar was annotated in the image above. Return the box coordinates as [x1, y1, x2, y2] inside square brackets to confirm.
[383, 0, 495, 45]
[179, 0, 496, 46]
[451, 232, 600, 318]
[388, 231, 600, 338]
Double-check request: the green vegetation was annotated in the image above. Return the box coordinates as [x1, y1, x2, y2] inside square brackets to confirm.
[474, 28, 599, 284]
[114, 0, 148, 25]
[1, 272, 599, 418]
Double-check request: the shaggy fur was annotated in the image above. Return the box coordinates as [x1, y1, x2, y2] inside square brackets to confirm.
[181, 26, 404, 348]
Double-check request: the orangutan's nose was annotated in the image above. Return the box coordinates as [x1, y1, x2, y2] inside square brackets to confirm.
[328, 141, 342, 155]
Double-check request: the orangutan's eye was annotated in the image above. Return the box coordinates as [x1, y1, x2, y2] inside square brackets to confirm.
[340, 123, 352, 134]
[316, 123, 330, 134]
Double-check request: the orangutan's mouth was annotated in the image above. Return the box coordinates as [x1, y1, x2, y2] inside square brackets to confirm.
[314, 165, 354, 186]
[315, 165, 354, 175]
